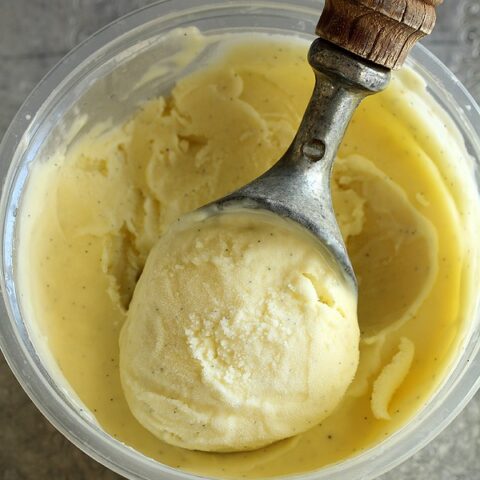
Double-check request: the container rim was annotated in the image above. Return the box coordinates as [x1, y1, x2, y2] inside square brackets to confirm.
[1, 1, 480, 480]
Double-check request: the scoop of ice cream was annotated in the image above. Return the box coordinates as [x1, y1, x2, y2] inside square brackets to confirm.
[119, 210, 359, 452]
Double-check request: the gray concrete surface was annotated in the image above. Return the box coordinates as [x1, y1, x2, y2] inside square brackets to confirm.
[0, 1, 479, 479]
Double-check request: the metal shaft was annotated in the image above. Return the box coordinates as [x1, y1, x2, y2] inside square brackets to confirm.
[217, 39, 391, 284]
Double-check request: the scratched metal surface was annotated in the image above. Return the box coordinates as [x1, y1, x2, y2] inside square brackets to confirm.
[0, 1, 479, 479]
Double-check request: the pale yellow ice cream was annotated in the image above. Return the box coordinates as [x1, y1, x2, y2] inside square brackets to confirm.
[120, 210, 359, 451]
[18, 31, 480, 478]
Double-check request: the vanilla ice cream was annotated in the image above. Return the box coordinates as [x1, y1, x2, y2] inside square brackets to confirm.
[18, 31, 480, 477]
[119, 210, 358, 451]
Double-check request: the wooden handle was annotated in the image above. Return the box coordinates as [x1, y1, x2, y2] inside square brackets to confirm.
[316, 0, 442, 69]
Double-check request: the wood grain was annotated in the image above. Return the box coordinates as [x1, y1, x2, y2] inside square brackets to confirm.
[316, 0, 442, 69]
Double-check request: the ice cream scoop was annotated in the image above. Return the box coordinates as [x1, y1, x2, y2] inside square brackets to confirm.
[207, 0, 441, 285]
[119, 0, 443, 454]
[120, 210, 360, 451]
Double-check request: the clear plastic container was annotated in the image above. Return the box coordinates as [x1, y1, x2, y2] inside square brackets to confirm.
[1, 1, 479, 479]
